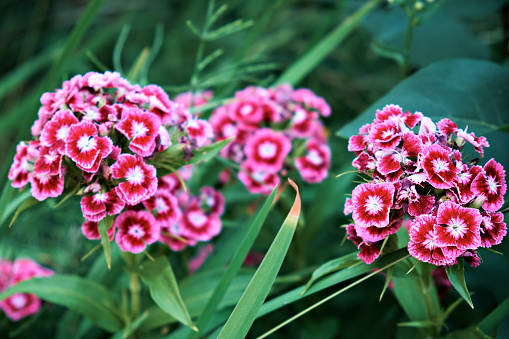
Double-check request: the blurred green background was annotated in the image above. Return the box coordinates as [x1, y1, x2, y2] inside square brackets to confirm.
[0, 0, 509, 338]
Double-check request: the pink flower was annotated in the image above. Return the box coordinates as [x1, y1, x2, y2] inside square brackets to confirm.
[159, 232, 197, 251]
[436, 118, 458, 136]
[238, 163, 281, 195]
[189, 244, 214, 273]
[81, 220, 116, 241]
[39, 110, 79, 153]
[479, 212, 507, 248]
[348, 135, 368, 153]
[8, 141, 40, 188]
[116, 107, 161, 157]
[185, 118, 214, 147]
[407, 186, 435, 217]
[421, 144, 458, 189]
[199, 186, 225, 216]
[1, 293, 41, 321]
[295, 140, 330, 183]
[243, 128, 292, 173]
[368, 120, 401, 150]
[65, 122, 113, 173]
[471, 159, 506, 212]
[80, 187, 125, 222]
[289, 107, 319, 138]
[456, 128, 490, 157]
[174, 90, 213, 109]
[126, 85, 177, 124]
[111, 154, 158, 205]
[33, 147, 62, 176]
[352, 183, 395, 228]
[209, 107, 238, 142]
[291, 88, 331, 117]
[434, 201, 481, 251]
[355, 209, 403, 242]
[114, 210, 160, 253]
[228, 99, 265, 125]
[178, 202, 221, 242]
[142, 190, 181, 229]
[346, 224, 380, 264]
[408, 215, 459, 266]
[28, 171, 65, 201]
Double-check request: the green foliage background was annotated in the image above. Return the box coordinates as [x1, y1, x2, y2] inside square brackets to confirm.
[0, 0, 508, 338]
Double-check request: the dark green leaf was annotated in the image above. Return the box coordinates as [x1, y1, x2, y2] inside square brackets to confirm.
[441, 326, 492, 339]
[189, 138, 233, 165]
[477, 297, 509, 334]
[446, 258, 474, 309]
[338, 59, 509, 138]
[9, 197, 39, 228]
[98, 215, 114, 270]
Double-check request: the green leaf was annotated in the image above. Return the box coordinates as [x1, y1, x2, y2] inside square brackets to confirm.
[138, 257, 197, 331]
[217, 179, 301, 339]
[446, 258, 474, 309]
[338, 59, 509, 138]
[189, 138, 233, 165]
[0, 188, 31, 227]
[302, 252, 360, 294]
[9, 196, 39, 228]
[98, 215, 114, 270]
[185, 186, 277, 339]
[379, 266, 394, 301]
[477, 296, 509, 334]
[110, 310, 149, 339]
[441, 326, 492, 339]
[113, 24, 131, 75]
[273, 0, 381, 86]
[0, 275, 123, 333]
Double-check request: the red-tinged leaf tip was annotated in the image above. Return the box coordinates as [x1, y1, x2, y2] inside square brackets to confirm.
[287, 179, 301, 218]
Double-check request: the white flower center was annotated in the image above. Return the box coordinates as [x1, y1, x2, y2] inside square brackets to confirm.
[156, 197, 168, 213]
[307, 150, 323, 165]
[128, 224, 145, 238]
[258, 141, 277, 159]
[222, 124, 236, 137]
[293, 109, 307, 124]
[364, 195, 384, 215]
[84, 109, 99, 120]
[252, 171, 265, 182]
[447, 217, 467, 238]
[10, 294, 27, 309]
[56, 126, 70, 140]
[188, 211, 207, 227]
[77, 135, 97, 152]
[381, 129, 395, 139]
[93, 193, 107, 203]
[487, 176, 499, 194]
[432, 158, 449, 173]
[44, 154, 57, 164]
[132, 121, 148, 137]
[422, 230, 436, 249]
[240, 104, 253, 116]
[126, 166, 145, 185]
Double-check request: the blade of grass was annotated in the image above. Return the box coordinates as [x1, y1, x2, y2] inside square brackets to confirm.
[113, 24, 131, 75]
[185, 186, 277, 339]
[98, 215, 114, 270]
[257, 254, 411, 338]
[477, 297, 509, 334]
[273, 0, 382, 86]
[217, 179, 301, 339]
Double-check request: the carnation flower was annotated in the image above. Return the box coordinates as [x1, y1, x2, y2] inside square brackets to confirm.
[344, 104, 506, 267]
[115, 210, 160, 253]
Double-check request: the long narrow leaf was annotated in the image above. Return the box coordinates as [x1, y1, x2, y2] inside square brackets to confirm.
[98, 215, 114, 270]
[0, 275, 123, 333]
[477, 296, 509, 333]
[138, 257, 197, 331]
[274, 0, 381, 86]
[186, 186, 277, 339]
[217, 179, 301, 339]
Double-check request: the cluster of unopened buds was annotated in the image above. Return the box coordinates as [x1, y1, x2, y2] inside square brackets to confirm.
[209, 84, 332, 194]
[344, 105, 507, 266]
[8, 71, 224, 253]
[0, 258, 53, 321]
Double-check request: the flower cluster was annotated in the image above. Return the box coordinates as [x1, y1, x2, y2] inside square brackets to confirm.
[344, 105, 507, 266]
[0, 258, 53, 321]
[209, 84, 331, 194]
[8, 72, 222, 253]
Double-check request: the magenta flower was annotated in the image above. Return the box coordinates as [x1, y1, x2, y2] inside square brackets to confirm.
[65, 121, 113, 173]
[80, 187, 125, 222]
[407, 186, 435, 217]
[184, 118, 214, 147]
[8, 141, 40, 188]
[352, 183, 395, 228]
[346, 224, 380, 264]
[28, 171, 65, 201]
[33, 147, 62, 176]
[178, 202, 221, 242]
[116, 107, 161, 157]
[111, 154, 157, 205]
[355, 210, 403, 242]
[479, 212, 507, 248]
[199, 186, 225, 216]
[39, 110, 79, 153]
[408, 215, 459, 266]
[471, 158, 506, 212]
[126, 84, 177, 124]
[421, 144, 458, 189]
[238, 163, 281, 195]
[143, 190, 181, 229]
[368, 120, 401, 150]
[295, 140, 330, 183]
[114, 210, 160, 253]
[244, 128, 291, 173]
[434, 201, 481, 251]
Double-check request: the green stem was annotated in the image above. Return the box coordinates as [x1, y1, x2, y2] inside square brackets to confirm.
[122, 252, 142, 337]
[420, 264, 441, 338]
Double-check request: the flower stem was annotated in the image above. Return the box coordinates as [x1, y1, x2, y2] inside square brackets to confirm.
[401, 4, 416, 78]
